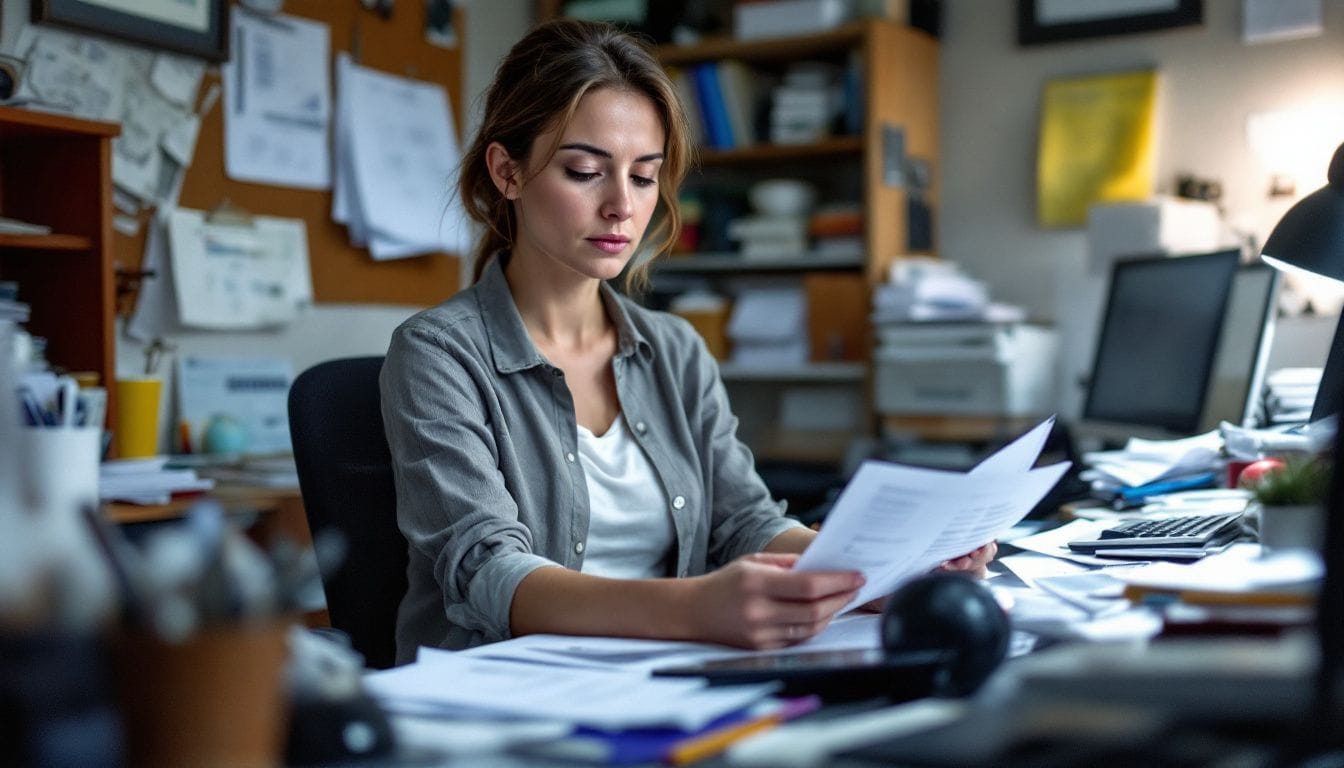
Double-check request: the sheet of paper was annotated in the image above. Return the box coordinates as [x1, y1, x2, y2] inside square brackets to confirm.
[223, 10, 331, 189]
[166, 207, 312, 330]
[176, 356, 294, 455]
[1003, 518, 1121, 566]
[1117, 543, 1322, 593]
[126, 213, 185, 342]
[363, 651, 775, 731]
[150, 53, 207, 108]
[795, 426, 1071, 612]
[461, 613, 885, 676]
[969, 415, 1056, 476]
[337, 55, 471, 258]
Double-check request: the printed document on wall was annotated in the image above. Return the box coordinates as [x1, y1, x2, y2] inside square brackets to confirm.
[1037, 69, 1158, 228]
[223, 10, 331, 189]
[166, 207, 312, 330]
[333, 53, 470, 259]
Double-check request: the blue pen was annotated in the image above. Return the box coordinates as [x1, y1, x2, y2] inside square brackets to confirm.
[18, 386, 51, 426]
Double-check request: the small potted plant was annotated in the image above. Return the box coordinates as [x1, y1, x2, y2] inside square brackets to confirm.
[1238, 454, 1332, 553]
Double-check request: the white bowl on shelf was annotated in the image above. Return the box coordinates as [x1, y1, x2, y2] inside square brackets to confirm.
[749, 179, 817, 217]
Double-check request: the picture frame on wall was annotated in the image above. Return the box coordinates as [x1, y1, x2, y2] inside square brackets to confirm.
[1018, 0, 1203, 46]
[33, 0, 231, 61]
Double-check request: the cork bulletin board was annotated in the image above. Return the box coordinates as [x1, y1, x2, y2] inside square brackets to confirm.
[113, 0, 466, 309]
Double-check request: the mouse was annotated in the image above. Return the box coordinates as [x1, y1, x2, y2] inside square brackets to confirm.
[881, 572, 1011, 697]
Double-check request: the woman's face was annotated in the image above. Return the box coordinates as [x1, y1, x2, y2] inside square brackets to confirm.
[495, 87, 666, 284]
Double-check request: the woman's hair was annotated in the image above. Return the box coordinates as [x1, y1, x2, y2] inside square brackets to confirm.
[460, 18, 692, 292]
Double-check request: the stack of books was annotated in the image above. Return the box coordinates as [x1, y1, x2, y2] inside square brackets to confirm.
[808, 204, 864, 259]
[768, 62, 841, 144]
[726, 215, 809, 260]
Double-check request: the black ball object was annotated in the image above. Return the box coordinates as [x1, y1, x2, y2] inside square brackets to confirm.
[881, 572, 1010, 697]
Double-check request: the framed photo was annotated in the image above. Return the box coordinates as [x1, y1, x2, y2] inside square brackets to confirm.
[33, 0, 230, 61]
[1018, 0, 1202, 46]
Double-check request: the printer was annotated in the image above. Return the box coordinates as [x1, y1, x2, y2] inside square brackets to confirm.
[874, 322, 1058, 417]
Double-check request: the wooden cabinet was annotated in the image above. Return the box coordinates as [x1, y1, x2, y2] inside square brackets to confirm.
[0, 107, 120, 427]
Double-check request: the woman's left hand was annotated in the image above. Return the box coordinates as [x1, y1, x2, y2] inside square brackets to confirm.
[856, 541, 999, 613]
[937, 541, 998, 579]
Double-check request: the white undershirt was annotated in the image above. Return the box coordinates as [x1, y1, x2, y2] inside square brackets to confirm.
[576, 413, 674, 579]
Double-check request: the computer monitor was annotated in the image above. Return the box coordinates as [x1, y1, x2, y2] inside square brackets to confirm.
[1077, 250, 1276, 444]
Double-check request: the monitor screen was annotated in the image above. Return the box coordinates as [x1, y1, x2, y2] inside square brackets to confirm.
[1079, 250, 1249, 441]
[1200, 263, 1280, 430]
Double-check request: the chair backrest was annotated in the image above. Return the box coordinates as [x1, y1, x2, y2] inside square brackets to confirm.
[288, 356, 406, 669]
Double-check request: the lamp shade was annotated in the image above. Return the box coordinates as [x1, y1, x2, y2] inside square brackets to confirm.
[1260, 141, 1344, 282]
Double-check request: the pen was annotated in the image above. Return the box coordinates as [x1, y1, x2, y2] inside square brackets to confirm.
[665, 695, 821, 766]
[1112, 472, 1218, 509]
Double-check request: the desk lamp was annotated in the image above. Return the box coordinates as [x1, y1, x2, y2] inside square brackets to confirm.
[1259, 140, 1344, 422]
[1261, 140, 1344, 755]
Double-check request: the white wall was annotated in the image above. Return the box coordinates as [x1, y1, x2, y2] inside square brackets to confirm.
[939, 0, 1344, 416]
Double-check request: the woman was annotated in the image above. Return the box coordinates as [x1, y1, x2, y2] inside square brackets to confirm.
[380, 18, 993, 663]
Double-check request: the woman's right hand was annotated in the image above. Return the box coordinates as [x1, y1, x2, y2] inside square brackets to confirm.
[687, 553, 864, 649]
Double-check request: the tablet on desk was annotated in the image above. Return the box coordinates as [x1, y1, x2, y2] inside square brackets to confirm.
[653, 648, 948, 702]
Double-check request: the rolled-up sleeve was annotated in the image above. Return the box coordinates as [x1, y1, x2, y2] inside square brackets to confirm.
[381, 321, 560, 644]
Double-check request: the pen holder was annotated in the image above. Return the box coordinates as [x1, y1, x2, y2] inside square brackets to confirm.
[18, 426, 116, 628]
[113, 620, 291, 768]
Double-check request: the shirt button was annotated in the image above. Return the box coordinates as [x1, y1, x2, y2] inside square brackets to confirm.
[634, 421, 647, 433]
[672, 495, 686, 510]
[566, 452, 575, 463]
[575, 541, 585, 554]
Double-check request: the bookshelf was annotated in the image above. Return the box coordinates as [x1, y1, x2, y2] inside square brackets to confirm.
[0, 107, 120, 429]
[657, 20, 938, 463]
[529, 11, 938, 465]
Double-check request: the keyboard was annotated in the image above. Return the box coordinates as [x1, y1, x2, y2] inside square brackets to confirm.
[1067, 511, 1244, 553]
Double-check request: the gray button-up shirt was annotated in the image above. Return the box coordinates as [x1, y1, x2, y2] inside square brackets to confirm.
[380, 254, 802, 662]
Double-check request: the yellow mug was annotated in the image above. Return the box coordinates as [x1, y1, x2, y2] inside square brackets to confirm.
[114, 377, 163, 458]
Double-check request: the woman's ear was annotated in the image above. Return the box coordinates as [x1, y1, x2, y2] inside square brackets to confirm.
[485, 142, 521, 200]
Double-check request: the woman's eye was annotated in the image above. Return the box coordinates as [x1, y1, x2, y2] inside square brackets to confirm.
[632, 175, 657, 188]
[564, 168, 599, 182]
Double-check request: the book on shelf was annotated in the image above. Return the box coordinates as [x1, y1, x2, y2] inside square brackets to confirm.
[665, 67, 705, 148]
[716, 60, 759, 147]
[691, 63, 734, 149]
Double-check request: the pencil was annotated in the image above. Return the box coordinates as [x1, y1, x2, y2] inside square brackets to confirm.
[665, 695, 821, 765]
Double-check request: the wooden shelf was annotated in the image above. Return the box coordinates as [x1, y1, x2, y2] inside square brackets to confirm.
[658, 252, 863, 274]
[0, 233, 93, 250]
[697, 136, 864, 164]
[659, 22, 874, 66]
[0, 107, 119, 138]
[720, 361, 867, 383]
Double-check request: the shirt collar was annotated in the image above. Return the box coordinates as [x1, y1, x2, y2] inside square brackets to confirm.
[478, 253, 654, 374]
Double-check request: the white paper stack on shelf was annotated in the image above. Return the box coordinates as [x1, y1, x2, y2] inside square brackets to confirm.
[1080, 431, 1223, 496]
[726, 288, 808, 367]
[727, 215, 808, 259]
[768, 62, 842, 144]
[873, 258, 1023, 324]
[1261, 367, 1321, 425]
[100, 457, 214, 505]
[332, 53, 471, 260]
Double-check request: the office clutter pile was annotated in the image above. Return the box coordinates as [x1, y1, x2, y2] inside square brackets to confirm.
[999, 418, 1333, 643]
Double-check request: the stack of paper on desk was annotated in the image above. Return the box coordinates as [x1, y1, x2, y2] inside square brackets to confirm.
[363, 648, 776, 731]
[797, 417, 1071, 612]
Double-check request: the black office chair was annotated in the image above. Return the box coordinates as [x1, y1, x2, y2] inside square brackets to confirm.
[289, 356, 406, 670]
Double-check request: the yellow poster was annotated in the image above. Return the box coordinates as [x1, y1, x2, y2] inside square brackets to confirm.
[1037, 70, 1158, 228]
